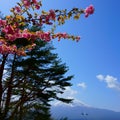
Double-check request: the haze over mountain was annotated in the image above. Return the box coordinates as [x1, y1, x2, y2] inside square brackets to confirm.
[51, 100, 120, 120]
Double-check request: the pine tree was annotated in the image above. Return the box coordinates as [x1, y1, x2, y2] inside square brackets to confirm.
[12, 39, 73, 119]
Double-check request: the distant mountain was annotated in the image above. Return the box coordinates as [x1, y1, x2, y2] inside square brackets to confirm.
[51, 101, 120, 120]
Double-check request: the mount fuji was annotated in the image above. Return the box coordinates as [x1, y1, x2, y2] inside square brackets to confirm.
[51, 100, 120, 120]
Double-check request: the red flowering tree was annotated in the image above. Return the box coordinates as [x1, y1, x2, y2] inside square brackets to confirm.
[0, 0, 94, 119]
[0, 0, 94, 55]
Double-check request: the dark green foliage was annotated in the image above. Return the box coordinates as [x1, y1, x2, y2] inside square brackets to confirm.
[12, 39, 73, 119]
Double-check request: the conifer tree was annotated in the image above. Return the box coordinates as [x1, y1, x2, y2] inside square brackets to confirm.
[13, 38, 73, 119]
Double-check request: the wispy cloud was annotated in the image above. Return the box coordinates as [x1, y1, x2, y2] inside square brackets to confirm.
[51, 87, 89, 107]
[58, 87, 78, 99]
[96, 74, 120, 91]
[77, 82, 87, 89]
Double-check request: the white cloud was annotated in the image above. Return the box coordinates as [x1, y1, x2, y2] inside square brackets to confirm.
[96, 74, 104, 81]
[77, 82, 87, 89]
[96, 74, 120, 91]
[57, 87, 78, 99]
[51, 87, 90, 107]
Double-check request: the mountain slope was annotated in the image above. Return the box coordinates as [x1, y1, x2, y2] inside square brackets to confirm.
[51, 101, 120, 120]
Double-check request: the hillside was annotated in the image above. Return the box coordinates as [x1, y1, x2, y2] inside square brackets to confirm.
[51, 101, 120, 120]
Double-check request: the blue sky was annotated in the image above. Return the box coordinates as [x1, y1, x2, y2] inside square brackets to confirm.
[1, 0, 120, 112]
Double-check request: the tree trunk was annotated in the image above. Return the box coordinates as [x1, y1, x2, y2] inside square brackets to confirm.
[3, 54, 16, 119]
[0, 54, 8, 118]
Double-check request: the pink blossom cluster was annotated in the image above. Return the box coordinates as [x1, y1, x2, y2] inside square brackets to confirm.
[0, 17, 82, 56]
[13, 0, 41, 14]
[0, 38, 25, 55]
[0, 18, 81, 41]
[1, 26, 51, 43]
[0, 19, 80, 43]
[52, 33, 69, 41]
[0, 31, 80, 55]
[0, 20, 6, 28]
[0, 42, 17, 55]
[0, 0, 94, 56]
[52, 33, 80, 42]
[39, 10, 56, 25]
[22, 0, 40, 9]
[0, 21, 35, 42]
[85, 5, 94, 17]
[0, 39, 36, 55]
[36, 31, 51, 42]
[14, 6, 22, 13]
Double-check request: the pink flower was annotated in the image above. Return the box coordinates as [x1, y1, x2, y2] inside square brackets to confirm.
[36, 31, 51, 41]
[22, 0, 31, 8]
[2, 25, 14, 34]
[35, 4, 40, 10]
[32, 0, 38, 4]
[22, 33, 31, 39]
[49, 9, 56, 20]
[85, 5, 94, 17]
[15, 6, 22, 13]
[0, 19, 6, 27]
[40, 32, 51, 41]
[6, 34, 16, 41]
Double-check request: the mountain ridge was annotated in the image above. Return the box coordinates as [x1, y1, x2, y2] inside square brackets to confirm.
[51, 101, 120, 120]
